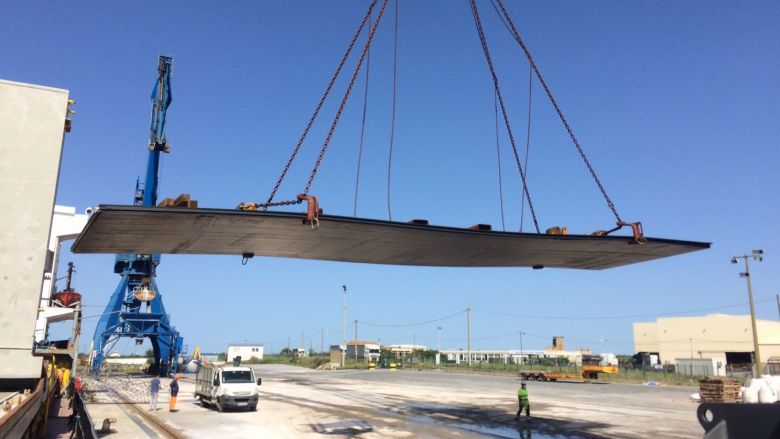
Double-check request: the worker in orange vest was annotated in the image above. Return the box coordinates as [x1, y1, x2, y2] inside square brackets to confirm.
[169, 374, 180, 412]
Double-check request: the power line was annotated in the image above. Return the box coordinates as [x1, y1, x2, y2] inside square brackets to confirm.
[359, 309, 466, 328]
[472, 297, 776, 321]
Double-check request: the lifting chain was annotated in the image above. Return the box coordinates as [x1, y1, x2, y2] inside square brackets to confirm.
[302, 0, 390, 196]
[237, 199, 302, 212]
[494, 0, 623, 224]
[263, 0, 380, 207]
[469, 0, 540, 234]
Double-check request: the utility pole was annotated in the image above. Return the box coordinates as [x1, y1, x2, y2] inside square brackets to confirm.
[689, 337, 694, 376]
[341, 285, 347, 367]
[321, 328, 325, 355]
[519, 331, 524, 367]
[467, 307, 472, 368]
[301, 332, 304, 351]
[413, 334, 416, 351]
[732, 250, 764, 376]
[355, 319, 358, 341]
[437, 326, 442, 352]
[776, 293, 779, 321]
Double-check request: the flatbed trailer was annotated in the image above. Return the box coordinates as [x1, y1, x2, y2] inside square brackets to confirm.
[519, 365, 619, 382]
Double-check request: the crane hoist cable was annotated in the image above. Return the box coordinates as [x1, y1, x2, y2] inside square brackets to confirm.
[469, 0, 540, 233]
[262, 0, 380, 209]
[494, 90, 506, 232]
[386, 0, 399, 222]
[491, 0, 623, 224]
[520, 63, 532, 233]
[353, 9, 372, 217]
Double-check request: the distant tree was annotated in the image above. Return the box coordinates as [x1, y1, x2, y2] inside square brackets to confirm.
[218, 352, 227, 361]
[145, 348, 154, 358]
[279, 347, 292, 357]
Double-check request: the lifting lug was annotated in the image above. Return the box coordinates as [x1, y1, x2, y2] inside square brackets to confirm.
[592, 221, 646, 244]
[618, 221, 646, 244]
[296, 194, 322, 229]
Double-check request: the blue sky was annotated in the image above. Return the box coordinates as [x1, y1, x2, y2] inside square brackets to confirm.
[2, 1, 778, 355]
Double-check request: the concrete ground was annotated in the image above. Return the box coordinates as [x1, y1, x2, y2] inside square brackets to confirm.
[82, 365, 704, 438]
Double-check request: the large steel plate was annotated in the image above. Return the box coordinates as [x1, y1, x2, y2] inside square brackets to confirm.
[70, 205, 709, 269]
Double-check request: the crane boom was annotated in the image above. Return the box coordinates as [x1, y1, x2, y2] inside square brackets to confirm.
[135, 55, 172, 207]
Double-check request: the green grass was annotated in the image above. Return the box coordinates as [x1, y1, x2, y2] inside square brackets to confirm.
[394, 360, 714, 387]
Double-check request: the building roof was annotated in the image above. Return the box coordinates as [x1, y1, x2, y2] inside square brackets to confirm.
[346, 340, 379, 346]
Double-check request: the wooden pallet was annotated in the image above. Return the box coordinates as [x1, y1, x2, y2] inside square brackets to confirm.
[699, 377, 740, 402]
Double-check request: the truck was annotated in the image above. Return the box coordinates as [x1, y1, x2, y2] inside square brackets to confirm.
[194, 363, 261, 412]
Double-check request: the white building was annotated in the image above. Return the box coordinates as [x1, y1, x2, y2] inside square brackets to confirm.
[227, 344, 264, 362]
[440, 349, 587, 365]
[385, 344, 428, 357]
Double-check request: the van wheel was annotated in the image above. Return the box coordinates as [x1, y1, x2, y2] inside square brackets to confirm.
[199, 396, 206, 407]
[250, 404, 257, 412]
[216, 399, 224, 412]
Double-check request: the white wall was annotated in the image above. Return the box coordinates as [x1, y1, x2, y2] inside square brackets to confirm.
[0, 80, 70, 379]
[227, 345, 264, 361]
[34, 206, 89, 342]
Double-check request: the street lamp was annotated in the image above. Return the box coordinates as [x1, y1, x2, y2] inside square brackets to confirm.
[732, 250, 763, 376]
[341, 285, 347, 368]
[437, 326, 442, 352]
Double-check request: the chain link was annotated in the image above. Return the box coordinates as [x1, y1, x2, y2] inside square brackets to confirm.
[264, 0, 380, 206]
[469, 0, 540, 233]
[494, 0, 622, 224]
[238, 199, 302, 212]
[303, 0, 389, 195]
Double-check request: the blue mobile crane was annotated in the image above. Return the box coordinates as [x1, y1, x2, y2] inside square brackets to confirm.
[91, 56, 183, 376]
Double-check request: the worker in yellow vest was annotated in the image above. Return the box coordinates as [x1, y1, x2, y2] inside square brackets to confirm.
[514, 382, 530, 420]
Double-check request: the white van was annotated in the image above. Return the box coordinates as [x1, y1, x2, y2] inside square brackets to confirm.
[194, 364, 261, 412]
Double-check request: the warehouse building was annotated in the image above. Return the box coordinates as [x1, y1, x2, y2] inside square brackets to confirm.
[633, 314, 780, 375]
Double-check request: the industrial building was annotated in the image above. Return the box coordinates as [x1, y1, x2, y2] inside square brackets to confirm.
[384, 344, 429, 357]
[633, 314, 780, 375]
[226, 344, 264, 362]
[345, 341, 381, 362]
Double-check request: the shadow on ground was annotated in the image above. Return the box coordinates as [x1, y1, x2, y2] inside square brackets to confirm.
[405, 402, 611, 438]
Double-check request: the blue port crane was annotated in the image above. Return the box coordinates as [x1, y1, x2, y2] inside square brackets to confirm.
[91, 56, 182, 376]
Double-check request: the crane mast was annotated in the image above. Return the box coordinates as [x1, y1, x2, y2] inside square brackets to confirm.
[91, 56, 182, 376]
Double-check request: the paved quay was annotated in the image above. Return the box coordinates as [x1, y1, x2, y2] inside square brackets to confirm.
[80, 366, 704, 438]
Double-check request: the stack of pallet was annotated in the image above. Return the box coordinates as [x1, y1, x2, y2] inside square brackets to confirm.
[698, 376, 740, 402]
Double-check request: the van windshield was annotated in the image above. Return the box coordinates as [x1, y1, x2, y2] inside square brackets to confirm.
[222, 370, 254, 383]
